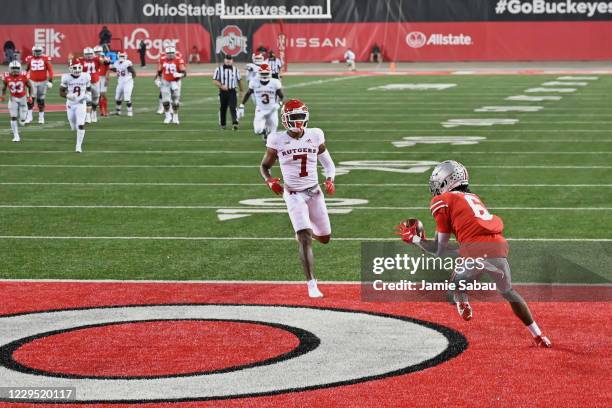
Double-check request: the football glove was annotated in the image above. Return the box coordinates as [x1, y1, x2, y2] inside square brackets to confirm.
[27, 97, 33, 104]
[154, 78, 161, 87]
[66, 93, 77, 102]
[266, 177, 283, 195]
[46, 81, 53, 89]
[237, 104, 245, 119]
[394, 223, 426, 244]
[324, 179, 335, 196]
[173, 72, 184, 79]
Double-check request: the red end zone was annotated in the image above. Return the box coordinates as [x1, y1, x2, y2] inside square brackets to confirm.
[0, 281, 609, 407]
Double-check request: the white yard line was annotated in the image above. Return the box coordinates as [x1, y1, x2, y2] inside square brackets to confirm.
[0, 278, 608, 286]
[1, 164, 611, 169]
[0, 150, 609, 155]
[0, 182, 610, 188]
[0, 235, 609, 242]
[0, 205, 609, 210]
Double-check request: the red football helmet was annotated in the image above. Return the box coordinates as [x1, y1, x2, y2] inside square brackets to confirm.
[282, 99, 309, 132]
[259, 63, 271, 82]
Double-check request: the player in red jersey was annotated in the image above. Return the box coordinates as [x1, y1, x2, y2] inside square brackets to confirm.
[94, 46, 111, 116]
[25, 45, 54, 124]
[396, 160, 552, 348]
[155, 47, 186, 124]
[1, 61, 32, 142]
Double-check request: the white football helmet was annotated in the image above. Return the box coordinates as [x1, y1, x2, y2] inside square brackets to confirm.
[281, 99, 309, 133]
[83, 47, 94, 59]
[69, 62, 83, 76]
[252, 53, 264, 65]
[165, 46, 176, 59]
[429, 160, 469, 196]
[118, 52, 127, 61]
[32, 45, 43, 57]
[258, 63, 271, 82]
[8, 61, 21, 75]
[93, 45, 104, 56]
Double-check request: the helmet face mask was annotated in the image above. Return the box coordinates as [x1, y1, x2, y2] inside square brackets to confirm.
[69, 63, 83, 76]
[165, 47, 176, 59]
[93, 45, 104, 56]
[118, 52, 127, 61]
[429, 160, 469, 196]
[252, 54, 264, 65]
[83, 47, 94, 60]
[32, 46, 43, 57]
[282, 100, 309, 133]
[9, 61, 21, 75]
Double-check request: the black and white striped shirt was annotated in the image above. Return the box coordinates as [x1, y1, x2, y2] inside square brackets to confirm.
[213, 65, 241, 90]
[266, 58, 283, 75]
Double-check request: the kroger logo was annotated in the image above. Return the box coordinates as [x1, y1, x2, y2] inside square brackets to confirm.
[124, 28, 179, 60]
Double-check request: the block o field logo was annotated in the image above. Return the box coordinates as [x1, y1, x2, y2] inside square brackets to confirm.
[216, 25, 247, 56]
[406, 31, 473, 48]
[0, 304, 466, 403]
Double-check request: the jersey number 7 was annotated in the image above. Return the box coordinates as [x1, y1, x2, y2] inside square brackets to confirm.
[293, 154, 308, 177]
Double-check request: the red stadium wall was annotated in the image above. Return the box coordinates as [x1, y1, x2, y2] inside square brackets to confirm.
[255, 21, 612, 62]
[0, 24, 211, 63]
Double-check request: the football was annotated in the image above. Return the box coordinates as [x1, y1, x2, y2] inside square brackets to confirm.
[404, 218, 424, 235]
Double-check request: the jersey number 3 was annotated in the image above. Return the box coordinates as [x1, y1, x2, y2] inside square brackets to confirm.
[464, 194, 493, 221]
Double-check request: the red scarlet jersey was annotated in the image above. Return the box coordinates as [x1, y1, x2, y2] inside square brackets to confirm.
[157, 56, 186, 81]
[430, 191, 507, 256]
[3, 73, 29, 98]
[25, 55, 54, 82]
[71, 57, 101, 83]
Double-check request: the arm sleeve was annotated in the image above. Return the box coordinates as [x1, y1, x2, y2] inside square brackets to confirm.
[318, 150, 335, 179]
[47, 60, 54, 79]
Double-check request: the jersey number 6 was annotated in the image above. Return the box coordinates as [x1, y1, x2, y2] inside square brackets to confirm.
[464, 194, 493, 221]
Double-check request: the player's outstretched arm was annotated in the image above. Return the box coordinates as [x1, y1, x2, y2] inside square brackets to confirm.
[260, 148, 283, 195]
[317, 143, 335, 195]
[241, 88, 253, 105]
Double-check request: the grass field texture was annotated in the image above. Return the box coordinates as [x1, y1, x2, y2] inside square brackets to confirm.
[1, 73, 610, 281]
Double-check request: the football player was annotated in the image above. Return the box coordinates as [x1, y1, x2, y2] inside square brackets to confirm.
[245, 53, 264, 88]
[94, 46, 110, 116]
[155, 46, 186, 124]
[70, 47, 108, 123]
[260, 99, 336, 298]
[25, 45, 54, 124]
[396, 160, 552, 348]
[1, 61, 32, 142]
[111, 52, 136, 116]
[59, 62, 91, 153]
[239, 64, 283, 141]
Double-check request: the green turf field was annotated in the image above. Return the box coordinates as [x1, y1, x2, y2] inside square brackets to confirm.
[1, 73, 611, 281]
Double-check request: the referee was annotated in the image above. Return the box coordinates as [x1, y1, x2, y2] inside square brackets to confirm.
[213, 54, 243, 130]
[267, 51, 283, 80]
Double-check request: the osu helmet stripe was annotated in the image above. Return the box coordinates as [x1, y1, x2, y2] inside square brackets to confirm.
[429, 160, 469, 196]
[9, 61, 21, 75]
[282, 99, 309, 133]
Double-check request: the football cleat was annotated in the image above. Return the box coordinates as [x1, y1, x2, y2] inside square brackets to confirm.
[534, 335, 552, 348]
[156, 105, 164, 114]
[25, 111, 33, 124]
[232, 124, 238, 130]
[91, 111, 97, 123]
[127, 111, 133, 117]
[85, 113, 91, 123]
[75, 146, 82, 153]
[456, 301, 473, 321]
[307, 280, 324, 298]
[172, 114, 180, 124]
[12, 135, 20, 142]
[163, 113, 172, 124]
[38, 116, 45, 124]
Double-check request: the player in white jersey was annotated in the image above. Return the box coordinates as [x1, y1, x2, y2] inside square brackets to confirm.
[59, 63, 91, 153]
[260, 99, 336, 298]
[245, 53, 264, 88]
[111, 52, 136, 116]
[238, 64, 283, 141]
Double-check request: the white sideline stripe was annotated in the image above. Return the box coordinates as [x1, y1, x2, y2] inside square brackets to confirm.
[0, 205, 610, 210]
[0, 150, 609, 155]
[0, 236, 609, 242]
[0, 182, 609, 188]
[10, 129, 612, 133]
[0, 278, 609, 286]
[1, 164, 611, 169]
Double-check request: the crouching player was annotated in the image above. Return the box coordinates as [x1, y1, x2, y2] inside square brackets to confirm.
[396, 160, 551, 348]
[111, 52, 136, 116]
[1, 61, 32, 142]
[260, 99, 336, 298]
[59, 63, 91, 153]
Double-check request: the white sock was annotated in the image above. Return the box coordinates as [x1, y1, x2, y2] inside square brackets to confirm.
[10, 120, 18, 135]
[28, 109, 33, 117]
[527, 322, 542, 337]
[307, 279, 318, 288]
[127, 106, 132, 113]
[39, 112, 44, 120]
[76, 129, 85, 147]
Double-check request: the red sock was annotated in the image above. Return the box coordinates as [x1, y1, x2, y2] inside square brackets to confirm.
[100, 96, 107, 115]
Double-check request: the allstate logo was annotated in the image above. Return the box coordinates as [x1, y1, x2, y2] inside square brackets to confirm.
[406, 31, 427, 48]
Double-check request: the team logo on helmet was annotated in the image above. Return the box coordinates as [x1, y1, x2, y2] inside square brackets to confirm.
[216, 25, 247, 57]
